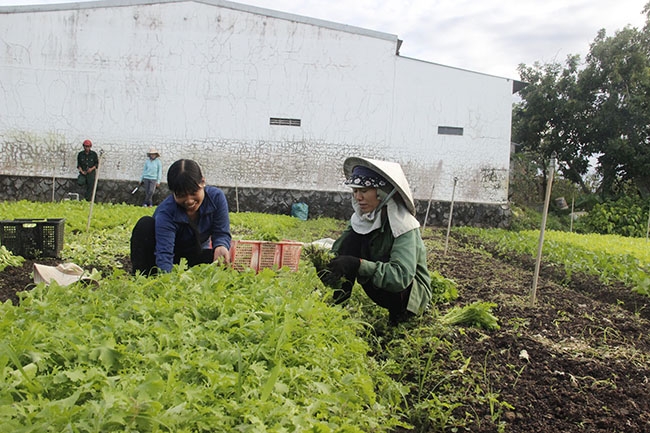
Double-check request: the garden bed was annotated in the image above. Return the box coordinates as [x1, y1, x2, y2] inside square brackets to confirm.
[1, 229, 649, 432]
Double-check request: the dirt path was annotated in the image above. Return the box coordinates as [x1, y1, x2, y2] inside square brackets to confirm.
[2, 231, 649, 432]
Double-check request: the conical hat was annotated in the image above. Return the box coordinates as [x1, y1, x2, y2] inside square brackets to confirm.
[33, 263, 85, 286]
[343, 157, 416, 215]
[33, 263, 98, 287]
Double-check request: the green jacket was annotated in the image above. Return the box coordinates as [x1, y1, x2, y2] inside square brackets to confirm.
[77, 150, 99, 171]
[332, 217, 432, 315]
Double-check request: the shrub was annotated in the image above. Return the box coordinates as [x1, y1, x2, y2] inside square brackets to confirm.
[574, 196, 650, 237]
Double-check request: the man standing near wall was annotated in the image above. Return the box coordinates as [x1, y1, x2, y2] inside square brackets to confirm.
[77, 139, 99, 201]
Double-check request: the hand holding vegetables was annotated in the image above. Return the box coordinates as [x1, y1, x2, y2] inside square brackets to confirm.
[304, 246, 360, 304]
[321, 255, 360, 288]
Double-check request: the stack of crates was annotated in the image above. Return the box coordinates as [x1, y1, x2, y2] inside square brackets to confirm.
[229, 240, 302, 272]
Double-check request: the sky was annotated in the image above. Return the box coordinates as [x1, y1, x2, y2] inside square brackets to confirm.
[0, 0, 648, 79]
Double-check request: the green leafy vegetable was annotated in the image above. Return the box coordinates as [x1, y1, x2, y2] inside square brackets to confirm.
[0, 263, 403, 431]
[302, 243, 335, 273]
[430, 270, 459, 304]
[441, 301, 500, 330]
[0, 245, 24, 272]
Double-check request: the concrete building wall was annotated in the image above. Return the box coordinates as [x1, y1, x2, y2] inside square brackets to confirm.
[0, 0, 516, 225]
[391, 57, 512, 204]
[1, 0, 398, 188]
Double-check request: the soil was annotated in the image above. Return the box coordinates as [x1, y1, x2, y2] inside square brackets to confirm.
[0, 257, 59, 306]
[425, 231, 650, 433]
[1, 230, 649, 433]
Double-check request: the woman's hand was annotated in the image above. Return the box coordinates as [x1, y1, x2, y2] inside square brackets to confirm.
[321, 255, 360, 288]
[213, 245, 231, 264]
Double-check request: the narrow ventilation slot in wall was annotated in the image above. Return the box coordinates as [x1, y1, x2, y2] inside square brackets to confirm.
[438, 126, 463, 136]
[270, 117, 301, 127]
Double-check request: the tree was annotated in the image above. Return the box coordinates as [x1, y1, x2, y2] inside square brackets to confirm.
[513, 3, 650, 200]
[579, 21, 650, 199]
[512, 56, 592, 197]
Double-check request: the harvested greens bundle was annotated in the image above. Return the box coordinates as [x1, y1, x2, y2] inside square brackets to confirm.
[441, 301, 500, 330]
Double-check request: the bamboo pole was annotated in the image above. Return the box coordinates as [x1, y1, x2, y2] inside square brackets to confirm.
[646, 204, 649, 241]
[235, 155, 241, 213]
[443, 177, 458, 256]
[530, 155, 556, 306]
[569, 192, 575, 233]
[86, 150, 104, 231]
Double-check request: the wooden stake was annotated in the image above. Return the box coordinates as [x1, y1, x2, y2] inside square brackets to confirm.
[421, 182, 435, 235]
[530, 155, 555, 306]
[569, 192, 575, 233]
[646, 204, 649, 241]
[86, 150, 104, 231]
[443, 177, 458, 256]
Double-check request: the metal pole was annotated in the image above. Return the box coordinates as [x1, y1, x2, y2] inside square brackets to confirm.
[421, 181, 435, 235]
[530, 154, 556, 306]
[443, 177, 458, 256]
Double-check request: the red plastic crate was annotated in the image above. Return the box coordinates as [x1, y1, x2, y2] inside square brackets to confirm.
[229, 240, 302, 272]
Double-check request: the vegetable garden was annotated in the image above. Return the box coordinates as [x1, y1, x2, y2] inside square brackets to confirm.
[1, 200, 649, 432]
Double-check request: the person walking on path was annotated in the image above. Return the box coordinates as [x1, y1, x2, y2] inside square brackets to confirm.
[140, 148, 163, 207]
[77, 139, 99, 201]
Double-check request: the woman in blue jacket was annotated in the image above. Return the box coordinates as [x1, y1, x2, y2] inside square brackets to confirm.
[140, 148, 163, 207]
[130, 159, 231, 275]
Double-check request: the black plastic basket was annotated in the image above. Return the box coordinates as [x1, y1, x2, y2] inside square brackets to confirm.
[0, 218, 65, 258]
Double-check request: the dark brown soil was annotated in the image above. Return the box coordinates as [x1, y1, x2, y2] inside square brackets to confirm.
[0, 257, 59, 305]
[1, 231, 649, 433]
[427, 231, 650, 433]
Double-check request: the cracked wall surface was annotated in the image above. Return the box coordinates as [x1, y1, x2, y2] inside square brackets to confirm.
[0, 0, 514, 210]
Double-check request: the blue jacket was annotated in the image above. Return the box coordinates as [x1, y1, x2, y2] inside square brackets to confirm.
[141, 158, 163, 183]
[153, 185, 231, 272]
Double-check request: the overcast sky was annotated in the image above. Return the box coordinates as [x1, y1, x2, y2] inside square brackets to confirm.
[1, 0, 648, 79]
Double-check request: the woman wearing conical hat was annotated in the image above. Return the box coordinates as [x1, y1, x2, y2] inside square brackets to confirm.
[320, 157, 432, 325]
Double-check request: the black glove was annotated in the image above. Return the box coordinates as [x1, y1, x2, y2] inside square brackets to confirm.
[321, 255, 360, 288]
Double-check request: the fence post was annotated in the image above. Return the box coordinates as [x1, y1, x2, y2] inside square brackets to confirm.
[530, 154, 556, 306]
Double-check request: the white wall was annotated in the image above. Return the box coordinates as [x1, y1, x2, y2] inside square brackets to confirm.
[0, 0, 513, 205]
[391, 57, 513, 203]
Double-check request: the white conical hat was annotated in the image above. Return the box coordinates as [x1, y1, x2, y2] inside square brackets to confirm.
[343, 157, 416, 215]
[33, 263, 97, 287]
[34, 263, 85, 286]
